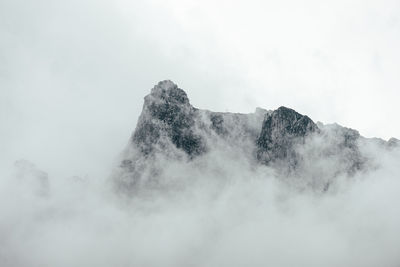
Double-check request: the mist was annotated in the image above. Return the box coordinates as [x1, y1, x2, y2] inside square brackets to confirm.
[1, 128, 400, 266]
[1, 0, 400, 266]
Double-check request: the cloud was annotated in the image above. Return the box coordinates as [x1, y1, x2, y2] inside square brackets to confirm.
[1, 0, 400, 266]
[1, 123, 400, 266]
[1, 0, 400, 177]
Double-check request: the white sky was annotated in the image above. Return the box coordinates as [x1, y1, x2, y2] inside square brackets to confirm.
[1, 0, 400, 176]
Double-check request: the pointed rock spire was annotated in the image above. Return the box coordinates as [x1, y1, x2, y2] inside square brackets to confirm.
[131, 80, 205, 157]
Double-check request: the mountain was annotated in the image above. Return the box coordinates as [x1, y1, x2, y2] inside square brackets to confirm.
[113, 80, 398, 193]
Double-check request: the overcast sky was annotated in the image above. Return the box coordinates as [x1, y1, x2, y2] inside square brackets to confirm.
[1, 0, 400, 177]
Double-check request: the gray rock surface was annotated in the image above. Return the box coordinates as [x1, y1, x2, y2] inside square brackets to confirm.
[257, 106, 319, 165]
[114, 80, 397, 192]
[131, 80, 205, 157]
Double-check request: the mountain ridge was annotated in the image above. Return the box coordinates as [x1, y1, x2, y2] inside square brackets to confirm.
[114, 80, 398, 193]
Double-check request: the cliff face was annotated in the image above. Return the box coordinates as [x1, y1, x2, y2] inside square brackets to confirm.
[257, 106, 319, 165]
[131, 80, 205, 157]
[114, 80, 396, 193]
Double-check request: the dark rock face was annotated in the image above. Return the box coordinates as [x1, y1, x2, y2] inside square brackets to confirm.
[129, 80, 269, 161]
[114, 80, 396, 192]
[257, 106, 319, 164]
[131, 80, 205, 157]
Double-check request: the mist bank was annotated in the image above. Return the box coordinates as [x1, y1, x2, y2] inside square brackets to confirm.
[1, 82, 399, 267]
[1, 141, 400, 267]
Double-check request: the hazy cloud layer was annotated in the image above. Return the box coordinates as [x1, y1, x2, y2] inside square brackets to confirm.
[1, 136, 400, 266]
[1, 0, 400, 266]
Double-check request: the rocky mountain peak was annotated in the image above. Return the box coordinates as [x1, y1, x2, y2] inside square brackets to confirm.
[131, 81, 203, 157]
[270, 106, 317, 135]
[257, 106, 319, 164]
[146, 80, 190, 106]
[114, 81, 397, 192]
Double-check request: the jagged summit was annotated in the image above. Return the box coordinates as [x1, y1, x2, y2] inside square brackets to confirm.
[114, 81, 397, 192]
[132, 81, 319, 160]
[147, 80, 190, 106]
[132, 80, 203, 157]
[257, 106, 319, 164]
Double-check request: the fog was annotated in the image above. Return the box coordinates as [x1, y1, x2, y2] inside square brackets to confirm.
[2, 0, 400, 177]
[1, 0, 400, 266]
[1, 130, 400, 266]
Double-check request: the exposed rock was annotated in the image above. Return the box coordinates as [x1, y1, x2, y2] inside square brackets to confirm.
[131, 80, 205, 157]
[257, 106, 319, 165]
[114, 80, 397, 193]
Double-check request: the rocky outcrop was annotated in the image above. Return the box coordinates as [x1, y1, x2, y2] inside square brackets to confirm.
[131, 80, 205, 157]
[114, 80, 396, 192]
[257, 106, 319, 165]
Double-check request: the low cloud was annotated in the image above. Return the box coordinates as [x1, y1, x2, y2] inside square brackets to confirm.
[1, 130, 399, 267]
[1, 0, 400, 266]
